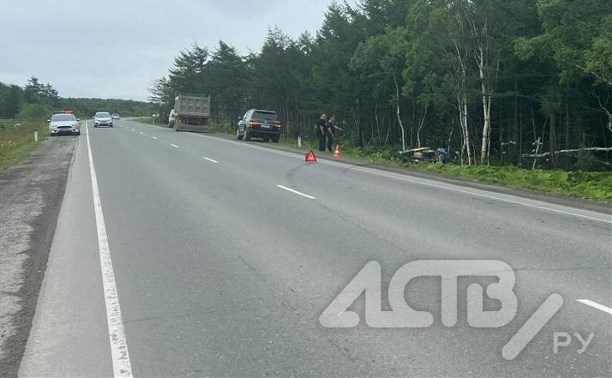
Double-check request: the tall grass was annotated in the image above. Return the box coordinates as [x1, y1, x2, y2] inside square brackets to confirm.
[0, 120, 48, 171]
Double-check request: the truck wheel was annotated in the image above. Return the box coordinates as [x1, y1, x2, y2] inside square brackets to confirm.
[236, 128, 243, 140]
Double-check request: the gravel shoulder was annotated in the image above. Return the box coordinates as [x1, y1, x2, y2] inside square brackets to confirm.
[0, 135, 77, 376]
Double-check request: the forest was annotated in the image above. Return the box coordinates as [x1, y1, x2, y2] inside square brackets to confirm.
[149, 0, 612, 171]
[0, 77, 153, 120]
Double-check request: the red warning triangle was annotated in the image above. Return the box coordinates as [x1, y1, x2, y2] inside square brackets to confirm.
[305, 150, 317, 162]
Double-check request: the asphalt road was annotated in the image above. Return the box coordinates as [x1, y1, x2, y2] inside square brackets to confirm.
[19, 119, 612, 377]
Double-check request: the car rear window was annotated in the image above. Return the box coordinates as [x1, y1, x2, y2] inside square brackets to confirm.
[51, 114, 76, 121]
[252, 111, 277, 121]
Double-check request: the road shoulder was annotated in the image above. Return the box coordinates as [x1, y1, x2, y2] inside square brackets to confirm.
[18, 124, 113, 376]
[0, 136, 77, 376]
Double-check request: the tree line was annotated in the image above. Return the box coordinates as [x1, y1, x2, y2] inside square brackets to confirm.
[150, 0, 611, 170]
[0, 77, 153, 120]
[0, 77, 60, 119]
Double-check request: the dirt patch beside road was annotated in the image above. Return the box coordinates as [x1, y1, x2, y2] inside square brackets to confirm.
[0, 136, 77, 376]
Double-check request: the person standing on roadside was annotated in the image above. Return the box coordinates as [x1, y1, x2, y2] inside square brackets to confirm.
[325, 115, 337, 152]
[315, 113, 327, 152]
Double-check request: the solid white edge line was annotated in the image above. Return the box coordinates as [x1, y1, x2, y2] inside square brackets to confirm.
[203, 157, 218, 164]
[576, 299, 612, 315]
[170, 143, 179, 148]
[276, 184, 316, 199]
[85, 122, 133, 377]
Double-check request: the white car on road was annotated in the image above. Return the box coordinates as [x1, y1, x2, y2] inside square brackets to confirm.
[94, 112, 113, 127]
[48, 113, 80, 135]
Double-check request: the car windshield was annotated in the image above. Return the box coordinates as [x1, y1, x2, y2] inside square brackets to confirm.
[96, 112, 111, 118]
[51, 114, 76, 121]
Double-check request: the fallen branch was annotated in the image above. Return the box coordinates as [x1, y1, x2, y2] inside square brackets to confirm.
[522, 147, 612, 158]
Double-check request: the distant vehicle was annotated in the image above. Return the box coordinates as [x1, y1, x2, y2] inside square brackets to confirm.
[172, 94, 210, 132]
[112, 113, 120, 120]
[48, 113, 80, 135]
[94, 112, 113, 127]
[236, 109, 281, 142]
[167, 109, 176, 128]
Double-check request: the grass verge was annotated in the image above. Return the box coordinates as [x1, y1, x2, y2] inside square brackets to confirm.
[278, 136, 612, 203]
[0, 120, 48, 171]
[131, 117, 159, 126]
[419, 164, 612, 202]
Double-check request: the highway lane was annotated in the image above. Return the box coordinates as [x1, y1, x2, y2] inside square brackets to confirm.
[20, 119, 611, 376]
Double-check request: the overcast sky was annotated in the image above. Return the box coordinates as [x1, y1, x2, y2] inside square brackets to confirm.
[0, 0, 351, 101]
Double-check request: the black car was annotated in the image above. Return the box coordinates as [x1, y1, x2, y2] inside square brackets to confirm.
[236, 109, 281, 142]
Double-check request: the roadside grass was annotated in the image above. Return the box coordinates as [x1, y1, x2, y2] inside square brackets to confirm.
[132, 118, 612, 202]
[419, 164, 612, 202]
[278, 136, 612, 202]
[0, 120, 48, 171]
[131, 117, 159, 126]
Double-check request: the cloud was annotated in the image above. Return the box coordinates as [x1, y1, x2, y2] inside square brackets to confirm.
[0, 0, 341, 101]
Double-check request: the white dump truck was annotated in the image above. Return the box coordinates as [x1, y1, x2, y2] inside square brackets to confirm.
[170, 94, 211, 132]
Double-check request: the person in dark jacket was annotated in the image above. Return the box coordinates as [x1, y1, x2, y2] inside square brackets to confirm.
[315, 114, 327, 152]
[326, 115, 338, 152]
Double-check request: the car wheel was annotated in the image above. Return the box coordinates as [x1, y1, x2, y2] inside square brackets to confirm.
[244, 128, 251, 141]
[94, 125, 97, 128]
[236, 128, 243, 140]
[110, 125, 113, 128]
